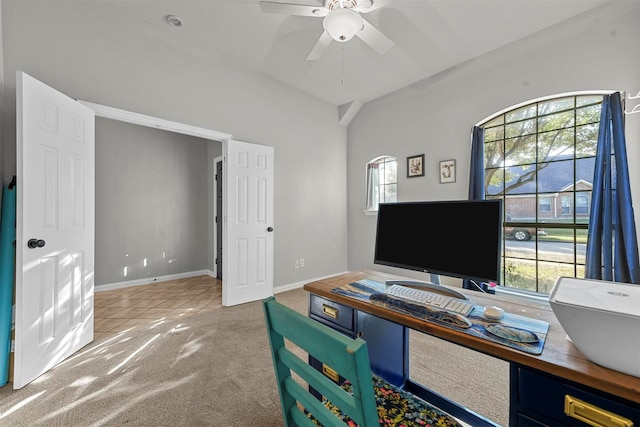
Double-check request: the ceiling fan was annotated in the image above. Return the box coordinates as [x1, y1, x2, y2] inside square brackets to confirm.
[259, 0, 395, 60]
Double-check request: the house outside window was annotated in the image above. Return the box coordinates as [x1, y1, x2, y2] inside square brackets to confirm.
[482, 93, 602, 294]
[576, 193, 590, 214]
[538, 197, 551, 213]
[561, 196, 571, 215]
[365, 156, 397, 212]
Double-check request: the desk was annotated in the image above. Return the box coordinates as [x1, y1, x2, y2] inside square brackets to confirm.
[303, 271, 640, 427]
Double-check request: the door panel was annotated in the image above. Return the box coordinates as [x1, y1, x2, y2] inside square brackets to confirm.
[222, 140, 273, 306]
[15, 71, 95, 389]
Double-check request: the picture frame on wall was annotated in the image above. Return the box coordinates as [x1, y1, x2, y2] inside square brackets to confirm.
[407, 154, 425, 178]
[440, 159, 456, 183]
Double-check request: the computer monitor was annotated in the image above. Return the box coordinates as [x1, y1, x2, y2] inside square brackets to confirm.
[374, 199, 503, 285]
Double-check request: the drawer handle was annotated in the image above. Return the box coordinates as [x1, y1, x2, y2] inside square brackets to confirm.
[564, 395, 634, 427]
[322, 304, 338, 319]
[322, 364, 340, 382]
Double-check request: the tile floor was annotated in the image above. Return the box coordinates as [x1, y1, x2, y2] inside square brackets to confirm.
[94, 275, 222, 339]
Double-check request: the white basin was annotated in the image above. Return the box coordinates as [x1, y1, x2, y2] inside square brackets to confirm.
[549, 276, 640, 378]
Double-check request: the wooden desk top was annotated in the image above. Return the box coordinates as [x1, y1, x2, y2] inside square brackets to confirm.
[303, 271, 640, 404]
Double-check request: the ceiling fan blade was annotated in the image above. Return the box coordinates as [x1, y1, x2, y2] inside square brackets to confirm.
[356, 18, 393, 55]
[306, 31, 333, 61]
[259, 1, 327, 17]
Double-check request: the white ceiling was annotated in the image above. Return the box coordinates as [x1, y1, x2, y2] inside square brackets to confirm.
[100, 0, 610, 107]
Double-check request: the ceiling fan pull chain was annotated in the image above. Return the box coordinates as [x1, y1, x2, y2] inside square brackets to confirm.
[341, 46, 344, 85]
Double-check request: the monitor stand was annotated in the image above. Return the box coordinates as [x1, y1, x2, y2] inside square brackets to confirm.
[384, 277, 468, 301]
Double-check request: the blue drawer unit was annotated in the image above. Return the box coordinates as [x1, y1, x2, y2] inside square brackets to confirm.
[511, 365, 640, 426]
[308, 294, 408, 387]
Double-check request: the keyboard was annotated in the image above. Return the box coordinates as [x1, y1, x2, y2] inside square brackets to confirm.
[385, 284, 474, 317]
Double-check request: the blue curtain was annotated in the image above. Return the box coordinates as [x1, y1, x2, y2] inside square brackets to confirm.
[468, 126, 485, 200]
[585, 92, 640, 284]
[464, 126, 494, 292]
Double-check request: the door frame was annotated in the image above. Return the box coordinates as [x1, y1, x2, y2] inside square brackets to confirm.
[214, 155, 223, 279]
[78, 100, 232, 281]
[78, 101, 231, 141]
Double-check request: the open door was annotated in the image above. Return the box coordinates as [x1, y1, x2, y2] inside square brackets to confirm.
[222, 140, 274, 306]
[14, 72, 95, 389]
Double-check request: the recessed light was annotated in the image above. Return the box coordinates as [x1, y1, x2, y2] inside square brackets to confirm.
[166, 15, 183, 27]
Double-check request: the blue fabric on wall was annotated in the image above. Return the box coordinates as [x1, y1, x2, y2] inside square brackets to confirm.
[0, 178, 17, 387]
[585, 92, 640, 284]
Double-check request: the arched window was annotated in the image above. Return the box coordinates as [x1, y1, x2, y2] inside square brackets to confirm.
[365, 156, 397, 211]
[480, 93, 603, 294]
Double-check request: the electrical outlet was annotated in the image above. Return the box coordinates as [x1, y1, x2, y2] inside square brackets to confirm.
[299, 258, 305, 268]
[294, 259, 300, 269]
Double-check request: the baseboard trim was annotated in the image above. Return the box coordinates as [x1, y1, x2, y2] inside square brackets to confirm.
[96, 269, 349, 294]
[96, 270, 215, 292]
[273, 271, 349, 294]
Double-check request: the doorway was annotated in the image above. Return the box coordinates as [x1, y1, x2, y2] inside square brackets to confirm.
[80, 100, 230, 287]
[82, 101, 274, 307]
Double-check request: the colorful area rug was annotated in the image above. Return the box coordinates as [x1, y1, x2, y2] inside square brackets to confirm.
[331, 280, 549, 355]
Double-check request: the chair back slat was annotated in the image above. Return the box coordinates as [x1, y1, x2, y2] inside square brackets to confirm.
[283, 377, 349, 427]
[277, 346, 359, 412]
[289, 406, 321, 427]
[263, 297, 379, 427]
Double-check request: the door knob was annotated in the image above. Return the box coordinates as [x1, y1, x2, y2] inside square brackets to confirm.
[27, 238, 46, 249]
[267, 227, 274, 232]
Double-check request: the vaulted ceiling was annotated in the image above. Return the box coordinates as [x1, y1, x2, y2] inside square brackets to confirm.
[100, 0, 610, 107]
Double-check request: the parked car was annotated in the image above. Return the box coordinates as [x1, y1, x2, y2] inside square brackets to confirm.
[505, 226, 538, 241]
[505, 214, 547, 241]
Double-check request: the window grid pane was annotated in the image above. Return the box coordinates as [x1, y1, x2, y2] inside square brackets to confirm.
[483, 94, 602, 294]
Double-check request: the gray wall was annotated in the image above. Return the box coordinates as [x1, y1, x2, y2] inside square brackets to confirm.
[95, 118, 213, 285]
[1, 0, 348, 290]
[347, 1, 640, 286]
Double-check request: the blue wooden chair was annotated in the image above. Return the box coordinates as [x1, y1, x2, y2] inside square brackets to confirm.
[262, 296, 462, 427]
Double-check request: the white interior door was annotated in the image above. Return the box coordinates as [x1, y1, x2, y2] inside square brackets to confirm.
[222, 140, 274, 306]
[14, 71, 95, 389]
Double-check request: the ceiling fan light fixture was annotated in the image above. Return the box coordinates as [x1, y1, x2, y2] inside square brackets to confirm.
[323, 8, 363, 42]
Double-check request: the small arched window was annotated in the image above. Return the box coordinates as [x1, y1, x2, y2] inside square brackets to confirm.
[365, 156, 397, 211]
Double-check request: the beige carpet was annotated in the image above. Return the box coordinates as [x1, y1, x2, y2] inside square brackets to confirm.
[0, 287, 509, 426]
